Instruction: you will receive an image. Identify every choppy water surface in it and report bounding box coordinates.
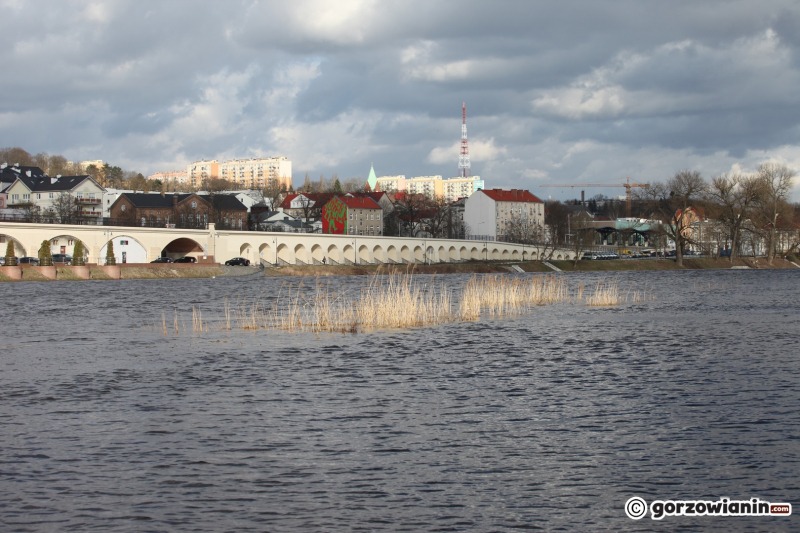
[1,270,798,531]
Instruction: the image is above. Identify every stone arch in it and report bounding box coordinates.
[107,234,147,263]
[311,244,324,264]
[437,245,449,262]
[259,242,273,264]
[294,243,310,264]
[529,249,539,260]
[490,247,501,260]
[342,244,355,264]
[511,249,521,261]
[400,245,413,263]
[372,244,386,264]
[152,236,203,262]
[449,246,459,262]
[501,249,511,260]
[386,245,400,263]
[414,245,424,263]
[239,243,254,262]
[46,233,89,261]
[555,253,564,260]
[471,247,483,261]
[277,243,293,265]
[0,234,28,258]
[427,246,437,263]
[327,244,342,264]
[358,244,371,264]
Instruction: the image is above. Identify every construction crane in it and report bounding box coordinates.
[539,177,649,217]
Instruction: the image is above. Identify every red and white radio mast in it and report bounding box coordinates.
[458,102,471,178]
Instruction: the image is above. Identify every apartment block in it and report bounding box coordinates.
[185,157,292,190]
[147,170,190,186]
[442,176,484,202]
[375,174,484,202]
[187,160,220,188]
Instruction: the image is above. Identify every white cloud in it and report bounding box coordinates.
[427,138,507,165]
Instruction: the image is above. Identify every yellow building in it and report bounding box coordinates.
[186,157,292,190]
[375,174,484,202]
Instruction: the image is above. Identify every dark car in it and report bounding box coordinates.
[225,257,250,266]
[174,256,197,263]
[151,256,173,263]
[18,256,39,265]
[51,253,72,265]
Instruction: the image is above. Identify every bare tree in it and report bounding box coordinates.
[262,180,287,211]
[638,170,707,266]
[570,211,595,265]
[706,172,761,262]
[753,162,795,264]
[0,147,34,166]
[52,193,79,224]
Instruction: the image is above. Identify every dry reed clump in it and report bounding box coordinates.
[160,272,650,336]
[459,274,568,319]
[217,272,455,334]
[585,281,620,306]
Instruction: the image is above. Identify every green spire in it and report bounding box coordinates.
[366,164,377,191]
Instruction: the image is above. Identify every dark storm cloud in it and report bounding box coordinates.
[1,0,799,198]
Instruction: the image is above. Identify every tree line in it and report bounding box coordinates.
[544,163,798,266]
[1,147,146,189]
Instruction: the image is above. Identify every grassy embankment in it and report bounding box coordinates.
[1,255,796,281]
[544,256,798,272]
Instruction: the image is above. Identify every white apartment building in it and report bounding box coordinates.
[407,176,443,198]
[375,174,485,202]
[219,157,292,190]
[185,157,292,190]
[147,170,190,186]
[187,160,220,187]
[374,175,407,193]
[443,176,484,202]
[464,188,545,241]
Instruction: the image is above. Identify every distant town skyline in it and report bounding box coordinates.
[2,1,800,201]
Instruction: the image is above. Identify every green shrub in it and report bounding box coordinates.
[4,240,16,266]
[73,240,85,266]
[105,240,116,265]
[38,240,53,266]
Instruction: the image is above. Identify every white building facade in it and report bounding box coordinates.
[464,189,545,241]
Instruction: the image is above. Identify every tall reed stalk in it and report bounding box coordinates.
[159,271,647,336]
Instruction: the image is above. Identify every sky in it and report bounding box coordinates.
[2,0,800,201]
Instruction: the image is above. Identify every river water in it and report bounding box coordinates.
[1,269,798,531]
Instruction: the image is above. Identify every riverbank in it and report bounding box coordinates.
[0,257,796,281]
[262,256,798,276]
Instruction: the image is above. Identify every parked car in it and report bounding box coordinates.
[51,254,72,265]
[19,256,39,265]
[151,256,173,263]
[173,256,197,263]
[225,257,250,266]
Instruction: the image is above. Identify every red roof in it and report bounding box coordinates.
[338,195,381,209]
[480,189,543,203]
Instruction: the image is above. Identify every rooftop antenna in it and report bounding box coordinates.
[458,102,471,178]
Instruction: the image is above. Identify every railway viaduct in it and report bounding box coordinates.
[0,222,577,266]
